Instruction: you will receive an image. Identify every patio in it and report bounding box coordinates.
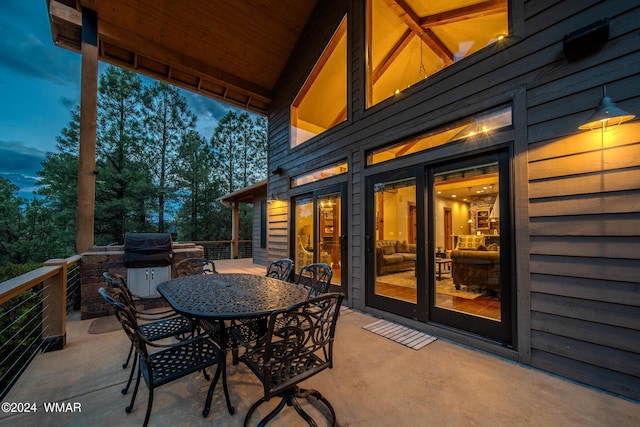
[2,259,639,426]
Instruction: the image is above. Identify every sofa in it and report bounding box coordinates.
[450,235,500,292]
[376,240,417,276]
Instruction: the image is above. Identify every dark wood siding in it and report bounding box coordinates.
[267,0,640,400]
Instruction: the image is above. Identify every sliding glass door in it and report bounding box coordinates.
[366,151,513,344]
[366,168,427,321]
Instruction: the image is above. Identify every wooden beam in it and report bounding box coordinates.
[372,29,413,83]
[420,0,508,28]
[382,0,454,65]
[49,0,82,26]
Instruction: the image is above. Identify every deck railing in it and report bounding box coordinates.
[192,240,253,260]
[0,255,81,399]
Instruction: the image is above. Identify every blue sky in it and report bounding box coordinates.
[0,1,239,199]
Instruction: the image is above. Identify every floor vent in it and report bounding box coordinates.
[362,319,437,350]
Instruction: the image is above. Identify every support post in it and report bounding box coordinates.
[42,259,68,351]
[76,8,98,254]
[232,202,240,259]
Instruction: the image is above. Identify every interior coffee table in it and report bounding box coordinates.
[435,258,452,281]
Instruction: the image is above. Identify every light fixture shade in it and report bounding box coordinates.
[579,86,635,130]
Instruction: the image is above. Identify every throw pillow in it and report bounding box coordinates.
[383,246,395,255]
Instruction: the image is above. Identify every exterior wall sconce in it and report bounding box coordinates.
[578,86,635,131]
[267,192,279,203]
[272,166,284,176]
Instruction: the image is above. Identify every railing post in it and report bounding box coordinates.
[42,259,67,351]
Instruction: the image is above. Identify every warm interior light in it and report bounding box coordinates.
[578,86,635,131]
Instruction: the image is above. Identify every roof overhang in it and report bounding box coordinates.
[46,0,318,115]
[218,180,268,208]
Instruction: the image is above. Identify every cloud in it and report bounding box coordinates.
[0,141,47,198]
[0,2,80,86]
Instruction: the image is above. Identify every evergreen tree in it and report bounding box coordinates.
[142,82,197,233]
[35,107,80,256]
[95,66,151,244]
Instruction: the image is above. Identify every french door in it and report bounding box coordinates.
[366,151,513,344]
[291,184,347,294]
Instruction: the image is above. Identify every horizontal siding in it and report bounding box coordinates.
[525,1,640,402]
[531,348,640,400]
[530,236,640,259]
[531,274,640,306]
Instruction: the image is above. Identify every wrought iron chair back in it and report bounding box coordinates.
[172,257,217,277]
[98,287,233,427]
[239,292,344,426]
[102,271,196,394]
[294,263,333,298]
[265,258,294,281]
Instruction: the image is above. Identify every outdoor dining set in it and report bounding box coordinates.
[100,258,344,427]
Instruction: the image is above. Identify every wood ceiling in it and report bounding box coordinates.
[46,0,506,116]
[47,0,318,115]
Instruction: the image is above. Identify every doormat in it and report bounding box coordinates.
[362,319,437,350]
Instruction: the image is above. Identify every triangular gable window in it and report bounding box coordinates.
[291,16,347,148]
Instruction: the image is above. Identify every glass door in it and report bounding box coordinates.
[429,151,512,343]
[366,169,427,320]
[292,184,347,293]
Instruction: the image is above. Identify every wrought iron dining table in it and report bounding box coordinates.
[156,273,310,321]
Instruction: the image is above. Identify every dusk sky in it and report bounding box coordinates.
[1,1,241,200]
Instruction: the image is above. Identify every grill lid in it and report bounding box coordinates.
[123,233,173,267]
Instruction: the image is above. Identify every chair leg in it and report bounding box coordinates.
[256,397,288,427]
[143,386,154,427]
[122,356,137,394]
[244,397,268,427]
[123,343,134,368]
[290,397,318,427]
[126,365,141,414]
[298,388,337,426]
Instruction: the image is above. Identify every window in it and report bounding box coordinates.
[291,161,348,187]
[367,0,509,107]
[367,106,511,165]
[291,16,347,147]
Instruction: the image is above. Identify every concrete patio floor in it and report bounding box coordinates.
[2,260,639,426]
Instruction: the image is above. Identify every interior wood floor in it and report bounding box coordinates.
[375,280,501,320]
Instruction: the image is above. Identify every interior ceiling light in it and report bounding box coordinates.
[578,86,635,131]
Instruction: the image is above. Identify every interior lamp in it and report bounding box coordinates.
[578,86,635,131]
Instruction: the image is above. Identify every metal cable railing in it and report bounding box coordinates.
[194,240,253,260]
[0,286,46,400]
[0,257,81,400]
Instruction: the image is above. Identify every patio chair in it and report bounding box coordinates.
[236,292,344,426]
[265,258,294,282]
[98,287,234,427]
[102,272,197,394]
[172,257,217,277]
[295,263,333,298]
[228,258,299,364]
